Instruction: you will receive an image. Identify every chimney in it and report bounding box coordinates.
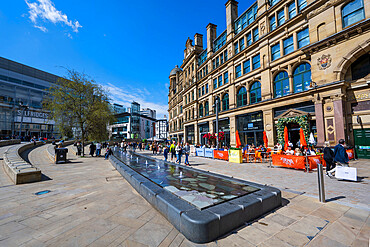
[194,33,203,48]
[226,0,238,37]
[206,23,217,55]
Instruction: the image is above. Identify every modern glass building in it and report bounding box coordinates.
[0,56,59,139]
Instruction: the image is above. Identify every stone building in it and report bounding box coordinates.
[168,0,370,158]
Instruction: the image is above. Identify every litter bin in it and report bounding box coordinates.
[55,148,68,164]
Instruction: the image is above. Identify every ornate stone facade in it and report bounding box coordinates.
[168,0,370,158]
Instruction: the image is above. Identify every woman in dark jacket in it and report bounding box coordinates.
[323,142,335,176]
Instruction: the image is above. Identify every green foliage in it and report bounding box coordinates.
[276,115,309,145]
[43,69,114,154]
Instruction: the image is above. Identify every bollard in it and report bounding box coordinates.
[317,163,326,203]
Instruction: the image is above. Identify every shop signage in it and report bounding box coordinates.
[348,91,370,101]
[196,148,205,157]
[17,110,49,119]
[204,148,214,158]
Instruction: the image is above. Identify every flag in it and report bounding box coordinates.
[263,131,268,147]
[236,130,241,148]
[300,128,307,147]
[284,126,289,150]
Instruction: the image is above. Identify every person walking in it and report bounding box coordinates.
[89,142,96,157]
[96,142,102,157]
[184,143,190,166]
[105,147,113,160]
[323,142,335,177]
[170,141,176,162]
[175,143,182,165]
[163,145,169,161]
[334,139,349,166]
[76,142,82,156]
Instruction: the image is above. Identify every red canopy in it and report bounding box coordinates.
[284,126,289,150]
[263,131,268,147]
[300,128,307,147]
[236,130,241,148]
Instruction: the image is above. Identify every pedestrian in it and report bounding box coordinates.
[170,141,176,162]
[175,143,182,164]
[184,142,190,166]
[105,147,113,160]
[163,145,169,161]
[334,139,349,166]
[152,142,157,155]
[120,141,124,152]
[89,142,96,157]
[323,142,335,177]
[96,142,102,157]
[133,142,137,152]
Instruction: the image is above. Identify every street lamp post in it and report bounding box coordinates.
[213,98,219,149]
[18,102,29,138]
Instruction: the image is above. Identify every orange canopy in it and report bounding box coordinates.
[300,128,307,147]
[284,126,289,150]
[236,130,241,148]
[263,131,268,147]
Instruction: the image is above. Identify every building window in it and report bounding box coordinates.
[243,59,251,74]
[224,72,229,84]
[239,38,245,51]
[218,75,223,87]
[202,86,205,95]
[283,36,294,55]
[271,43,281,61]
[277,9,285,26]
[234,42,239,54]
[288,2,296,19]
[199,104,203,118]
[224,50,228,61]
[222,93,229,111]
[270,0,280,6]
[213,31,227,52]
[253,27,259,41]
[298,0,307,12]
[192,91,194,101]
[250,81,262,104]
[198,88,201,97]
[206,84,209,94]
[185,95,187,105]
[274,71,290,98]
[297,28,309,48]
[206,65,208,74]
[212,60,216,69]
[237,87,247,107]
[180,105,183,113]
[220,54,224,64]
[293,63,311,92]
[342,0,365,28]
[252,54,260,70]
[205,101,209,116]
[235,4,258,34]
[213,78,217,89]
[216,57,220,67]
[247,33,252,46]
[270,15,276,31]
[235,64,242,78]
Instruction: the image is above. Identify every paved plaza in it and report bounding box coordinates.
[0,144,368,246]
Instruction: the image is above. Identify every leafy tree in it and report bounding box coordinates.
[43,70,114,156]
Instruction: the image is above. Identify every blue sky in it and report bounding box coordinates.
[0,0,254,118]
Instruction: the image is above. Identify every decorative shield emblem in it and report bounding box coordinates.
[317,54,332,70]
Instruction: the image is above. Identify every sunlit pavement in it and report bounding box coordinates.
[0,145,368,246]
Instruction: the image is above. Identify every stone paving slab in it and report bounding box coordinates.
[0,145,368,246]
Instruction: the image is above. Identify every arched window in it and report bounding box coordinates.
[222,93,229,111]
[214,97,221,113]
[342,0,365,28]
[237,87,247,107]
[274,71,290,98]
[250,81,261,104]
[351,54,370,80]
[199,104,203,118]
[293,63,311,93]
[205,101,209,116]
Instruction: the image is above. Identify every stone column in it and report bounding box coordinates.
[289,74,294,94]
[263,109,274,147]
[314,97,325,146]
[194,124,199,145]
[333,96,346,142]
[230,115,237,147]
[247,89,250,105]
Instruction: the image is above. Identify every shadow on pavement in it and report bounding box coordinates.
[326,196,346,202]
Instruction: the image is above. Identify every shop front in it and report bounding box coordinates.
[185,125,195,144]
[212,118,230,147]
[198,122,209,146]
[237,111,264,147]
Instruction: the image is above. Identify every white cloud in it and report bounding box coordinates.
[25,0,82,33]
[102,83,168,119]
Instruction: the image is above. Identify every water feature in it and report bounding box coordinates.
[114,150,259,209]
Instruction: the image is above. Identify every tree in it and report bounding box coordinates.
[43,70,114,156]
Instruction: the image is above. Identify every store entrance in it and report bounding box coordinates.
[287,123,300,148]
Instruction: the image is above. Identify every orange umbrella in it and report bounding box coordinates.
[236,130,241,148]
[284,126,289,150]
[263,131,268,147]
[300,128,307,147]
